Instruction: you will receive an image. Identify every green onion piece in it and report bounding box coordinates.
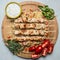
[38,5,55,20]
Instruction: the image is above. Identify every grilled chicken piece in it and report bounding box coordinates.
[14,36,45,41]
[13,23,48,29]
[13,30,48,36]
[14,17,48,23]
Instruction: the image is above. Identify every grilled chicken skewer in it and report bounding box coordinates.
[13,36,45,41]
[14,17,48,23]
[13,29,48,36]
[13,23,48,30]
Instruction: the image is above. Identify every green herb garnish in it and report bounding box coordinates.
[38,5,55,20]
[7,40,24,54]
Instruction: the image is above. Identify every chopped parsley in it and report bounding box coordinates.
[6,40,24,54]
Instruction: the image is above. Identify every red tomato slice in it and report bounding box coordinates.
[42,48,48,56]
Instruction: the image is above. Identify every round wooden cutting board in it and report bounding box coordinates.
[2,1,58,58]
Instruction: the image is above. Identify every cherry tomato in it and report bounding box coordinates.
[32,54,39,59]
[42,39,50,48]
[48,43,54,54]
[29,46,36,52]
[42,48,48,56]
[35,45,42,54]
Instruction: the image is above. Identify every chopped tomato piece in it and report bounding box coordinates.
[32,54,39,59]
[42,39,50,48]
[35,45,42,54]
[42,48,48,56]
[48,43,54,54]
[29,46,36,52]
